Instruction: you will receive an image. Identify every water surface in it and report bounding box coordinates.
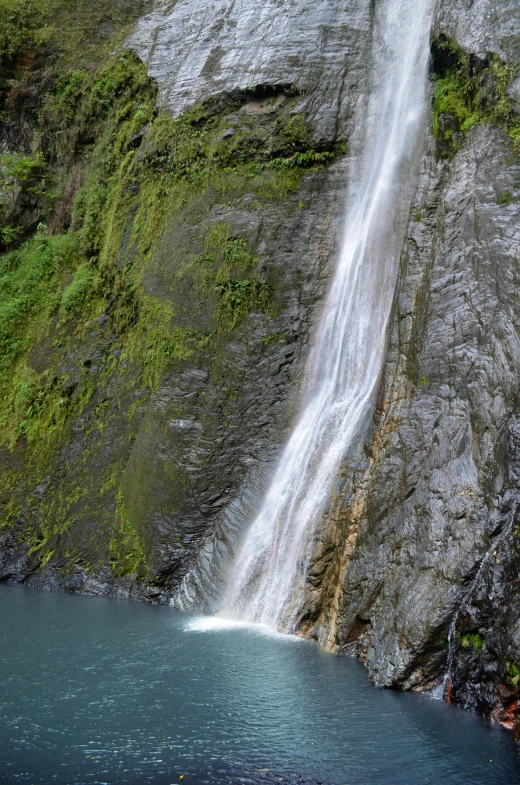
[0,586,518,784]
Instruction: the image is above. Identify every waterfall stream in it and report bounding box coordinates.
[219,0,435,631]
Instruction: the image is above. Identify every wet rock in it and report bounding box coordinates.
[128,0,374,140]
[328,119,520,688]
[434,0,520,62]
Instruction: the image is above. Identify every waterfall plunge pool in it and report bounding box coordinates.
[1,585,518,785]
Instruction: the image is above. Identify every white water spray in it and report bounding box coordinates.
[220,0,435,630]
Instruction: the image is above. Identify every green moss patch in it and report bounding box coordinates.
[460,632,485,652]
[431,36,520,158]
[0,232,91,446]
[0,0,44,67]
[109,491,148,578]
[506,660,520,688]
[1,0,147,69]
[0,13,344,583]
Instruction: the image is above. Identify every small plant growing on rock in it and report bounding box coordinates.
[460,632,485,652]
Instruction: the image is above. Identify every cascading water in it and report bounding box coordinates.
[220,0,435,631]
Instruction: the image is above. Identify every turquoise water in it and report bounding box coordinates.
[0,585,518,784]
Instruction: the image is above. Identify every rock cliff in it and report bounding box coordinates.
[0,0,519,742]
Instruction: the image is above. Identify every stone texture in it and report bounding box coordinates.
[333,122,520,681]
[119,163,349,608]
[434,0,520,61]
[128,0,374,140]
[125,0,520,738]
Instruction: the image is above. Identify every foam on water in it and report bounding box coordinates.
[185,615,301,641]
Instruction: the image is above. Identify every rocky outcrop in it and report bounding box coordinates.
[331,122,520,680]
[0,1,361,602]
[128,0,372,140]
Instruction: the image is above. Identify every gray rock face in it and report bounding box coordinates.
[128,0,373,140]
[317,0,520,733]
[125,0,520,734]
[434,0,520,61]
[334,123,520,692]
[114,0,380,607]
[120,162,349,609]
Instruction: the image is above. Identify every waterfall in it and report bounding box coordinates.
[219,0,435,631]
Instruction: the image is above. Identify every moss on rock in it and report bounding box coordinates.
[431,35,520,158]
[0,9,344,587]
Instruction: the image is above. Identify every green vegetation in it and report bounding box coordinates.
[0,4,344,582]
[506,660,520,688]
[190,226,271,330]
[262,331,285,346]
[0,232,86,444]
[216,279,270,328]
[431,36,520,158]
[0,152,52,248]
[59,262,96,318]
[460,632,485,652]
[0,0,43,65]
[125,296,211,390]
[109,492,148,577]
[497,190,513,205]
[0,151,48,199]
[0,0,146,68]
[41,0,149,68]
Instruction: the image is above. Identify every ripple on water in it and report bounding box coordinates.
[0,585,518,785]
